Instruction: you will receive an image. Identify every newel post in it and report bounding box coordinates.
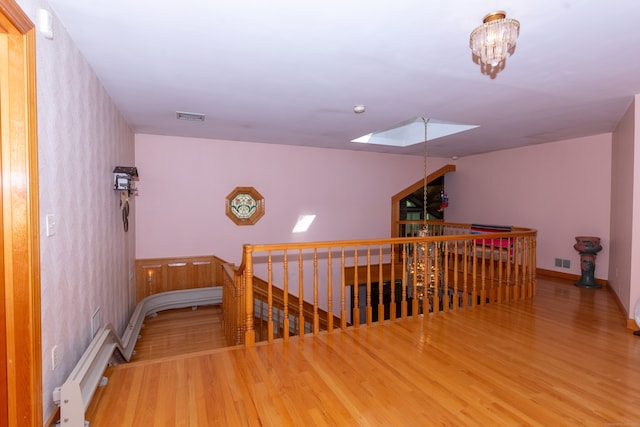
[244,246,256,346]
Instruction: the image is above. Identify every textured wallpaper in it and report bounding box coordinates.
[16,0,136,421]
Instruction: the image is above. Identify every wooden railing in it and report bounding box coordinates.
[135,221,536,347]
[222,262,245,346]
[232,221,537,346]
[135,254,338,347]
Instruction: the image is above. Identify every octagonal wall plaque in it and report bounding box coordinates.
[225,186,265,225]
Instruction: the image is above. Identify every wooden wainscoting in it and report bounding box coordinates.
[135,256,227,303]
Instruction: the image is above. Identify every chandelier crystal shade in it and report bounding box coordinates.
[470,11,520,68]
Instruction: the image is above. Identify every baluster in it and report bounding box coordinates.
[489,239,496,302]
[507,237,512,300]
[390,244,397,322]
[366,246,372,325]
[520,236,526,299]
[443,241,451,312]
[411,241,419,317]
[244,247,255,346]
[444,241,451,309]
[327,249,333,332]
[469,238,476,308]
[298,249,304,337]
[283,251,289,341]
[313,248,319,334]
[378,246,384,323]
[340,247,347,330]
[531,237,537,297]
[479,239,486,306]
[267,251,274,342]
[513,237,523,300]
[498,244,504,304]
[353,247,360,327]
[401,242,408,319]
[434,241,443,312]
[461,238,467,308]
[423,241,430,314]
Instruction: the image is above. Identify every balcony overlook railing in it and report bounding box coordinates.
[225,221,537,347]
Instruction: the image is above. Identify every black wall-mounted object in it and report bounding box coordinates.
[113,166,139,195]
[113,166,139,232]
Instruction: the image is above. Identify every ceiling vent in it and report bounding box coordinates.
[176,111,205,121]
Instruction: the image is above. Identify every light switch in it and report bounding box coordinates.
[38,9,54,40]
[46,214,56,237]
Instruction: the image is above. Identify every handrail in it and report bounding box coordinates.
[233,221,537,346]
[53,287,222,427]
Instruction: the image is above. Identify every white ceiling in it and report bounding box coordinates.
[47,0,640,158]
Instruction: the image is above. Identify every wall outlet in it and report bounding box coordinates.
[562,259,571,269]
[554,258,562,267]
[51,345,59,370]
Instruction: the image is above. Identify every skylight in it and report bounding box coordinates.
[352,117,478,147]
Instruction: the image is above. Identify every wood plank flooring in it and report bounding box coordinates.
[86,277,640,426]
[129,305,228,362]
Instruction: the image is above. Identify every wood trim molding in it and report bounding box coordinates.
[390,164,456,237]
[536,268,608,287]
[0,0,33,33]
[0,1,42,425]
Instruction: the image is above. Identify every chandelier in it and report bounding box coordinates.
[414,118,431,303]
[469,11,520,71]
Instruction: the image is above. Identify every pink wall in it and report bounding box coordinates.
[610,99,635,315]
[633,96,640,319]
[135,134,447,265]
[445,134,612,280]
[136,130,640,323]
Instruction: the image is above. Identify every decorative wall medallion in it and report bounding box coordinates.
[225,186,265,225]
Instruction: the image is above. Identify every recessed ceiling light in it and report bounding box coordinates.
[176,111,205,121]
[352,117,478,147]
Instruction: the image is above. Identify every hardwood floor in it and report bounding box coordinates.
[86,277,640,426]
[129,305,228,362]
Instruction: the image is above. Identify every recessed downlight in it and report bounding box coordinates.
[176,111,205,121]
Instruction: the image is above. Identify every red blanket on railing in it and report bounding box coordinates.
[470,224,512,252]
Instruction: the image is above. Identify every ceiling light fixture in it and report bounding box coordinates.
[469,11,520,72]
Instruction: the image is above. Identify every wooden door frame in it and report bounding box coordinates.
[390,164,456,237]
[0,1,42,425]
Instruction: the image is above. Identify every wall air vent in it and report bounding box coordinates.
[176,111,205,121]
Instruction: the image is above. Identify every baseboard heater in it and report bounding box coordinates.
[53,286,223,427]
